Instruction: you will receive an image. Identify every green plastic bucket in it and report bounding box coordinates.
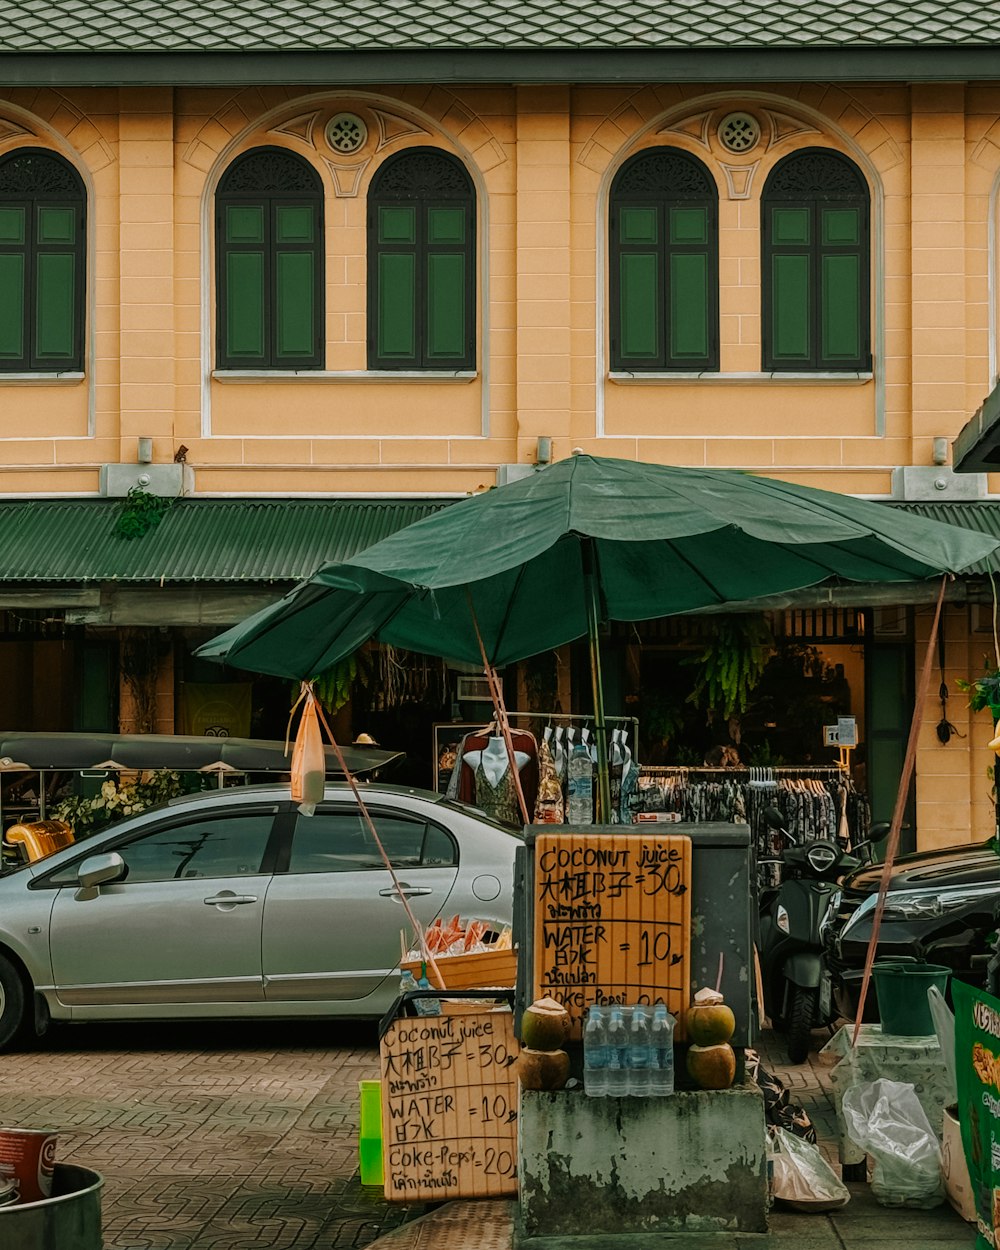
[358,1080,384,1187]
[871,961,951,1036]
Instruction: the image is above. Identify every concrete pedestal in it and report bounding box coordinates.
[517,1081,767,1245]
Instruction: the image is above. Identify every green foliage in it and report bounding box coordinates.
[51,769,196,836]
[301,650,373,715]
[683,617,774,720]
[642,689,686,744]
[745,738,786,767]
[956,665,1000,722]
[113,487,173,540]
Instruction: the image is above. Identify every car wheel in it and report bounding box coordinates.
[0,955,28,1051]
[786,986,816,1064]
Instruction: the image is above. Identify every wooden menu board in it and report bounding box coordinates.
[533,831,692,1039]
[380,1009,518,1201]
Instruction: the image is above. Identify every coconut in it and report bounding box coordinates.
[686,987,736,1046]
[515,1047,571,1091]
[686,1042,736,1090]
[520,996,571,1051]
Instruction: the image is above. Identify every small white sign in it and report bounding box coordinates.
[824,725,840,746]
[837,716,857,747]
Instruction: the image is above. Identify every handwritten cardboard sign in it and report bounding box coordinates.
[533,831,692,1039]
[380,1009,518,1201]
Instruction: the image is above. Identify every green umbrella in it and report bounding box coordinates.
[198,455,1000,819]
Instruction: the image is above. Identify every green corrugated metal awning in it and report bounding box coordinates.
[890,500,1000,574]
[0,498,449,584]
[2,495,999,588]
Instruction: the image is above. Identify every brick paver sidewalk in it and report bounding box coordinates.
[0,1018,421,1249]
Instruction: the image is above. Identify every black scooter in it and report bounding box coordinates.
[757,806,888,1063]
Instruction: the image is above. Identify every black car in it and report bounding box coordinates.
[824,839,1000,1017]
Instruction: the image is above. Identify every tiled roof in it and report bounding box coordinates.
[2,0,998,53]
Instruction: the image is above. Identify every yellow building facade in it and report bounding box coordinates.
[4,64,1000,847]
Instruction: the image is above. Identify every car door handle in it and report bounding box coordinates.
[204,892,258,907]
[379,884,433,899]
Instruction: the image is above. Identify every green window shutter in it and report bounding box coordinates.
[763,151,869,372]
[379,206,416,244]
[0,154,85,373]
[426,253,465,360]
[369,150,475,370]
[0,207,25,243]
[216,150,324,370]
[226,206,264,243]
[35,252,75,361]
[428,206,464,244]
[821,254,861,362]
[670,253,709,362]
[772,207,810,245]
[618,253,659,362]
[378,253,416,361]
[669,207,707,245]
[276,205,314,244]
[822,208,859,246]
[620,206,657,244]
[771,254,811,362]
[36,206,75,244]
[275,251,315,359]
[225,252,265,360]
[0,254,25,359]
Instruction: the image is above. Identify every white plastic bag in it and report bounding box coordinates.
[767,1127,850,1211]
[841,1078,943,1208]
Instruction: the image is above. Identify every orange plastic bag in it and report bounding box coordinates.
[291,690,325,816]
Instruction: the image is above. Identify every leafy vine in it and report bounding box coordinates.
[113,486,173,540]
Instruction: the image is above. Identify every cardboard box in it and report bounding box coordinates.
[942,1104,976,1223]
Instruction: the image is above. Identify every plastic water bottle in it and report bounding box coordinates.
[628,1007,651,1097]
[583,1005,609,1097]
[650,1005,676,1096]
[606,1007,629,1096]
[414,962,441,1016]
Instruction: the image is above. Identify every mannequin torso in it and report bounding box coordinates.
[463,735,529,787]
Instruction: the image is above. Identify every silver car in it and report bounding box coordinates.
[0,783,520,1048]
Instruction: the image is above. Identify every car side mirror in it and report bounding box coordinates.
[869,822,892,844]
[75,852,126,900]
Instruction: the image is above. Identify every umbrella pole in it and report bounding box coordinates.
[583,542,612,824]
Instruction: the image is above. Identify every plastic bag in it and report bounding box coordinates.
[841,1078,943,1208]
[290,690,325,816]
[767,1126,850,1211]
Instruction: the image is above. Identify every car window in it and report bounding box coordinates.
[288,809,457,874]
[45,813,275,886]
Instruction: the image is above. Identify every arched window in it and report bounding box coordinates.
[609,149,718,372]
[0,149,85,373]
[216,147,324,370]
[368,148,475,370]
[761,149,870,372]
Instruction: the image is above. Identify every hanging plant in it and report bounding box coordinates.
[957,657,1000,847]
[113,486,173,540]
[295,650,373,716]
[956,666,1000,722]
[683,616,774,721]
